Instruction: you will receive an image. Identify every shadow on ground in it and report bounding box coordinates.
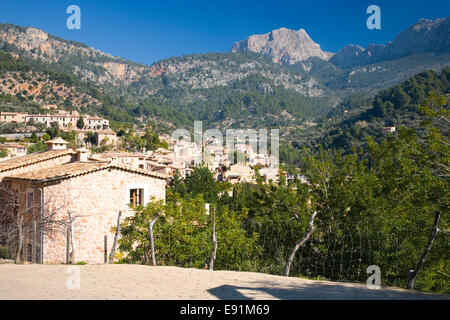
[207,280,450,300]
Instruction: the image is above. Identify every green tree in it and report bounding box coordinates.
[183,166,219,203]
[27,141,48,154]
[76,116,85,130]
[30,132,38,143]
[119,196,259,270]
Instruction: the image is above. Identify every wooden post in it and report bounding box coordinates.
[148,212,161,266]
[66,228,70,264]
[109,211,122,264]
[32,221,37,263]
[104,235,108,264]
[23,234,27,262]
[284,211,317,277]
[209,207,217,271]
[68,211,75,264]
[14,211,23,264]
[406,211,441,289]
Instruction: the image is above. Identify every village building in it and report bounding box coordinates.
[0,110,110,131]
[0,138,168,264]
[94,130,119,146]
[381,126,396,134]
[0,112,28,123]
[223,163,254,184]
[95,151,147,169]
[25,113,110,131]
[286,174,309,184]
[0,143,27,160]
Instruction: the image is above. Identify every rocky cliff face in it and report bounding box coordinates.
[330,17,450,69]
[232,28,332,64]
[144,53,327,97]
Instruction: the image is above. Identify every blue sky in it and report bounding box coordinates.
[0,0,449,65]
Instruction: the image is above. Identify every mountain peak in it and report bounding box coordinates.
[231,27,332,64]
[330,16,450,69]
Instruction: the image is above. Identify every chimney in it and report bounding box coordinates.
[76,147,91,162]
[45,137,69,151]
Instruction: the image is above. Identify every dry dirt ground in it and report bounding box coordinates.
[0,264,448,300]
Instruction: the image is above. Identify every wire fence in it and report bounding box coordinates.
[253,217,449,290]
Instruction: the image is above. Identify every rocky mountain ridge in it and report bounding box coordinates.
[0,24,149,86]
[0,17,449,131]
[231,27,332,64]
[330,17,450,69]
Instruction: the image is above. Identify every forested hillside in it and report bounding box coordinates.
[280,67,450,165]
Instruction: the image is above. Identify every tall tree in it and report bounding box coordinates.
[76,116,85,130]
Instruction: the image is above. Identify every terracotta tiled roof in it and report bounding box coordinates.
[0,149,76,173]
[98,152,146,158]
[4,161,169,182]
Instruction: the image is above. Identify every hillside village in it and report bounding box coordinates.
[0,103,285,265]
[0,106,285,184]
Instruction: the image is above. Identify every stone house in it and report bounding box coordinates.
[224,163,254,183]
[25,113,110,130]
[0,112,28,123]
[0,139,168,264]
[0,143,27,160]
[96,152,147,169]
[94,130,118,146]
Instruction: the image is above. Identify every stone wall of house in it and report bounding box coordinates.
[4,180,41,262]
[41,169,166,264]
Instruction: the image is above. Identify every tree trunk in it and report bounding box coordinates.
[284,211,317,277]
[209,207,218,270]
[14,215,24,264]
[109,211,122,264]
[406,211,441,290]
[148,213,160,266]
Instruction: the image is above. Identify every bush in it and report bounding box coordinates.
[0,246,11,259]
[0,148,7,158]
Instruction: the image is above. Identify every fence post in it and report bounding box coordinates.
[66,228,70,264]
[22,233,26,262]
[32,221,37,263]
[104,235,108,264]
[109,211,122,264]
[209,207,217,271]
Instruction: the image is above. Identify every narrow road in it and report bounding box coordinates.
[0,264,448,300]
